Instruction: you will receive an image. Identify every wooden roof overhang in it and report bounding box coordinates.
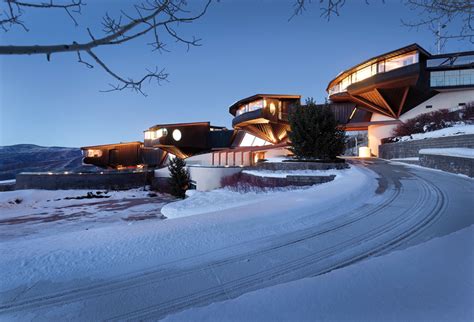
[329,64,425,118]
[146,122,214,132]
[81,141,142,150]
[229,94,301,116]
[339,120,402,131]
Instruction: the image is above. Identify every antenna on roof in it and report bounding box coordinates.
[436,23,447,54]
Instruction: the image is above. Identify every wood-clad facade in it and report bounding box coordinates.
[229,94,301,144]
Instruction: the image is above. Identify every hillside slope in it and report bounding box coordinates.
[0,144,96,180]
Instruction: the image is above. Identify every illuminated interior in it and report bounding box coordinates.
[86,149,103,158]
[239,133,272,147]
[144,128,168,140]
[235,99,264,116]
[328,51,419,95]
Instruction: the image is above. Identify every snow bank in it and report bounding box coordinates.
[165,225,474,322]
[161,166,356,219]
[419,148,474,159]
[398,123,474,142]
[0,166,377,292]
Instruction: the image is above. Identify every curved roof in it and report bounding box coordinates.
[228,94,301,115]
[326,43,431,92]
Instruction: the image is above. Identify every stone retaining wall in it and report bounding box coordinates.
[15,171,152,190]
[255,161,348,171]
[419,154,474,177]
[239,173,336,187]
[379,134,474,159]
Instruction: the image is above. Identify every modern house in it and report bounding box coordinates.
[326,43,474,155]
[81,43,473,167]
[230,94,301,144]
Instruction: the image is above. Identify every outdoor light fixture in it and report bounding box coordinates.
[172,129,182,141]
[359,147,371,158]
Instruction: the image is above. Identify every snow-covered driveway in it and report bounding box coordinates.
[0,160,473,320]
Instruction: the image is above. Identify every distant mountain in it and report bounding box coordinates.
[0,144,99,180]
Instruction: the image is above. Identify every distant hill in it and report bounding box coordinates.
[0,144,99,180]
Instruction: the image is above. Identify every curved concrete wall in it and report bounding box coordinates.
[188,166,242,191]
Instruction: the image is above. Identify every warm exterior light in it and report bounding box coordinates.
[253,153,259,164]
[172,129,182,141]
[269,102,276,115]
[349,108,357,120]
[359,147,371,158]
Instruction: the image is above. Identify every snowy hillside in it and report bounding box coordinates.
[0,144,97,180]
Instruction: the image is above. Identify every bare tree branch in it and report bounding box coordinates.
[0,0,212,95]
[291,0,471,49]
[0,0,85,30]
[402,0,474,48]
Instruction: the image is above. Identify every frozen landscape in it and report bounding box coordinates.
[0,159,472,320]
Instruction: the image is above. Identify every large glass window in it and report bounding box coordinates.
[385,52,418,72]
[86,149,102,158]
[427,54,474,67]
[239,133,271,147]
[430,69,474,87]
[236,99,264,116]
[328,51,419,95]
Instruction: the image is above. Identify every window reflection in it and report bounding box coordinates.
[430,69,474,87]
[236,99,264,116]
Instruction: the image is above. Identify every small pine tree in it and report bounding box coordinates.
[288,98,346,160]
[168,157,190,198]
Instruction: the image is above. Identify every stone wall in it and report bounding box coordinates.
[255,161,348,171]
[239,173,336,187]
[15,171,152,190]
[379,134,474,159]
[419,154,474,177]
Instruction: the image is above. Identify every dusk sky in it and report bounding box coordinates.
[1,0,472,147]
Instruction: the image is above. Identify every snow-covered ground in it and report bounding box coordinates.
[1,160,472,320]
[161,166,356,219]
[0,165,375,294]
[0,189,172,240]
[398,123,474,142]
[420,147,474,159]
[165,224,474,322]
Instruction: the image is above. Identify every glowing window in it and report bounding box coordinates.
[172,129,182,141]
[86,149,102,157]
[269,102,276,115]
[385,52,418,72]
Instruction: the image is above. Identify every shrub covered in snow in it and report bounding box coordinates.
[386,103,474,143]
